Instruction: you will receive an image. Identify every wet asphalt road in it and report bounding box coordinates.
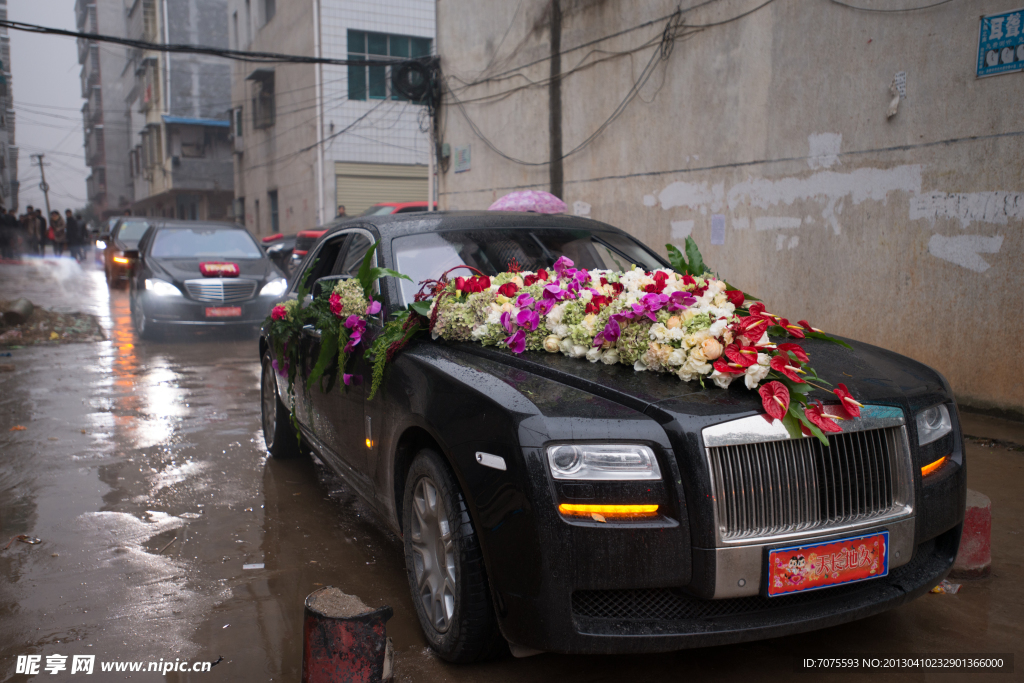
[1,257,1022,682]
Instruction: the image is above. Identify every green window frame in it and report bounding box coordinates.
[347,29,432,102]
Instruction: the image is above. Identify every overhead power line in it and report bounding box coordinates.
[0,18,405,67]
[829,0,957,12]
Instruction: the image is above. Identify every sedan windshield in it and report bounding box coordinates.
[116,220,151,243]
[360,205,397,216]
[150,228,264,259]
[393,228,664,305]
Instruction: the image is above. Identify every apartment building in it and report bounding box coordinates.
[76,0,132,217]
[0,0,18,211]
[123,0,233,220]
[226,0,433,236]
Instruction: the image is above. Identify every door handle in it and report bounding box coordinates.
[301,324,321,339]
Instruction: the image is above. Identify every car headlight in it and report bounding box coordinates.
[145,278,182,297]
[96,239,107,250]
[915,404,952,445]
[260,278,288,297]
[546,444,661,481]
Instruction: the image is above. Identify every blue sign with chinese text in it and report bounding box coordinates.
[978,8,1024,77]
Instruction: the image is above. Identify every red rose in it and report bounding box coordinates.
[271,305,287,321]
[498,282,519,297]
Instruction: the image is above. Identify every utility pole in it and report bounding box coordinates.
[31,154,51,217]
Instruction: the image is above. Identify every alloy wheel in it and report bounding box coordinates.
[410,476,456,633]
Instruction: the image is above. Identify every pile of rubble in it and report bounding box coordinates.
[0,298,105,346]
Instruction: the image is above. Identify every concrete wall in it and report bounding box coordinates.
[437,0,1024,417]
[227,0,318,235]
[167,0,232,120]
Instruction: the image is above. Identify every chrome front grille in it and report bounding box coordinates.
[702,406,914,544]
[183,279,258,302]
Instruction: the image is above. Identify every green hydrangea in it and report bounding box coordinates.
[332,278,369,317]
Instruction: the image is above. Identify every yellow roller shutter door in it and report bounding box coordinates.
[335,162,428,216]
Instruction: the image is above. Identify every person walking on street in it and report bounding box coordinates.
[65,209,83,262]
[50,210,67,257]
[336,205,347,219]
[36,209,49,255]
[21,206,40,255]
[0,208,12,260]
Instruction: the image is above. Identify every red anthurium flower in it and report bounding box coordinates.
[739,318,769,343]
[776,342,809,363]
[713,359,746,375]
[725,343,758,368]
[798,319,823,333]
[833,383,863,419]
[769,352,806,383]
[805,401,843,433]
[778,318,806,339]
[498,282,519,297]
[759,381,790,421]
[725,290,745,307]
[747,302,767,320]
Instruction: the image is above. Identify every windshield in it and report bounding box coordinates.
[360,205,397,216]
[116,220,151,243]
[393,228,664,305]
[150,228,264,259]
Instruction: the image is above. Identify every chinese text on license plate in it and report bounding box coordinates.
[767,531,888,597]
[205,306,242,318]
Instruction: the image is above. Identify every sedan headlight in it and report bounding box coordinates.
[95,239,107,250]
[145,278,182,297]
[260,277,288,297]
[546,444,661,481]
[915,404,952,445]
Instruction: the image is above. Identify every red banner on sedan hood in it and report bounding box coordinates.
[199,262,240,278]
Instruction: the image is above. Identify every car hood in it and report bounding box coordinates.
[451,336,948,424]
[149,258,277,284]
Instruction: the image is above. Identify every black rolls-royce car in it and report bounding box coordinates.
[126,220,288,339]
[259,212,965,661]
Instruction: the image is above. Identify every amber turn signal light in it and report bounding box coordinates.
[558,503,659,517]
[921,455,950,477]
[112,256,130,264]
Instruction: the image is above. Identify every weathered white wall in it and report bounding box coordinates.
[437,0,1024,416]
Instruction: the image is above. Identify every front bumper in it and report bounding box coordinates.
[144,293,275,326]
[471,421,966,655]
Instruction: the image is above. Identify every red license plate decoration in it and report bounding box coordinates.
[199,262,240,277]
[205,306,242,318]
[767,531,888,597]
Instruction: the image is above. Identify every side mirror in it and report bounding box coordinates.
[312,275,349,299]
[122,249,140,261]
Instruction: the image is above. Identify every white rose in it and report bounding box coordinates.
[744,361,770,390]
[471,324,490,341]
[667,347,687,366]
[546,303,566,326]
[572,344,588,358]
[559,338,575,355]
[689,346,709,363]
[710,370,735,389]
[543,335,561,353]
[634,360,648,372]
[600,349,619,365]
[649,323,668,342]
[553,324,570,338]
[586,347,602,362]
[580,289,593,302]
[708,318,729,337]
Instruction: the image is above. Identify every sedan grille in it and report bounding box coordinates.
[183,279,258,302]
[703,407,913,543]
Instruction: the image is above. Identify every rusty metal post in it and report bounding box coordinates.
[302,587,393,683]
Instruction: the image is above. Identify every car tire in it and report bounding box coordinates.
[402,448,505,663]
[131,293,161,341]
[261,352,300,459]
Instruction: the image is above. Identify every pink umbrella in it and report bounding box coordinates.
[488,190,566,214]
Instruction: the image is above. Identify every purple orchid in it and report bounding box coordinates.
[343,373,363,386]
[500,310,513,333]
[365,298,381,315]
[504,329,526,353]
[552,255,574,279]
[271,358,289,377]
[516,293,535,309]
[516,309,540,331]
